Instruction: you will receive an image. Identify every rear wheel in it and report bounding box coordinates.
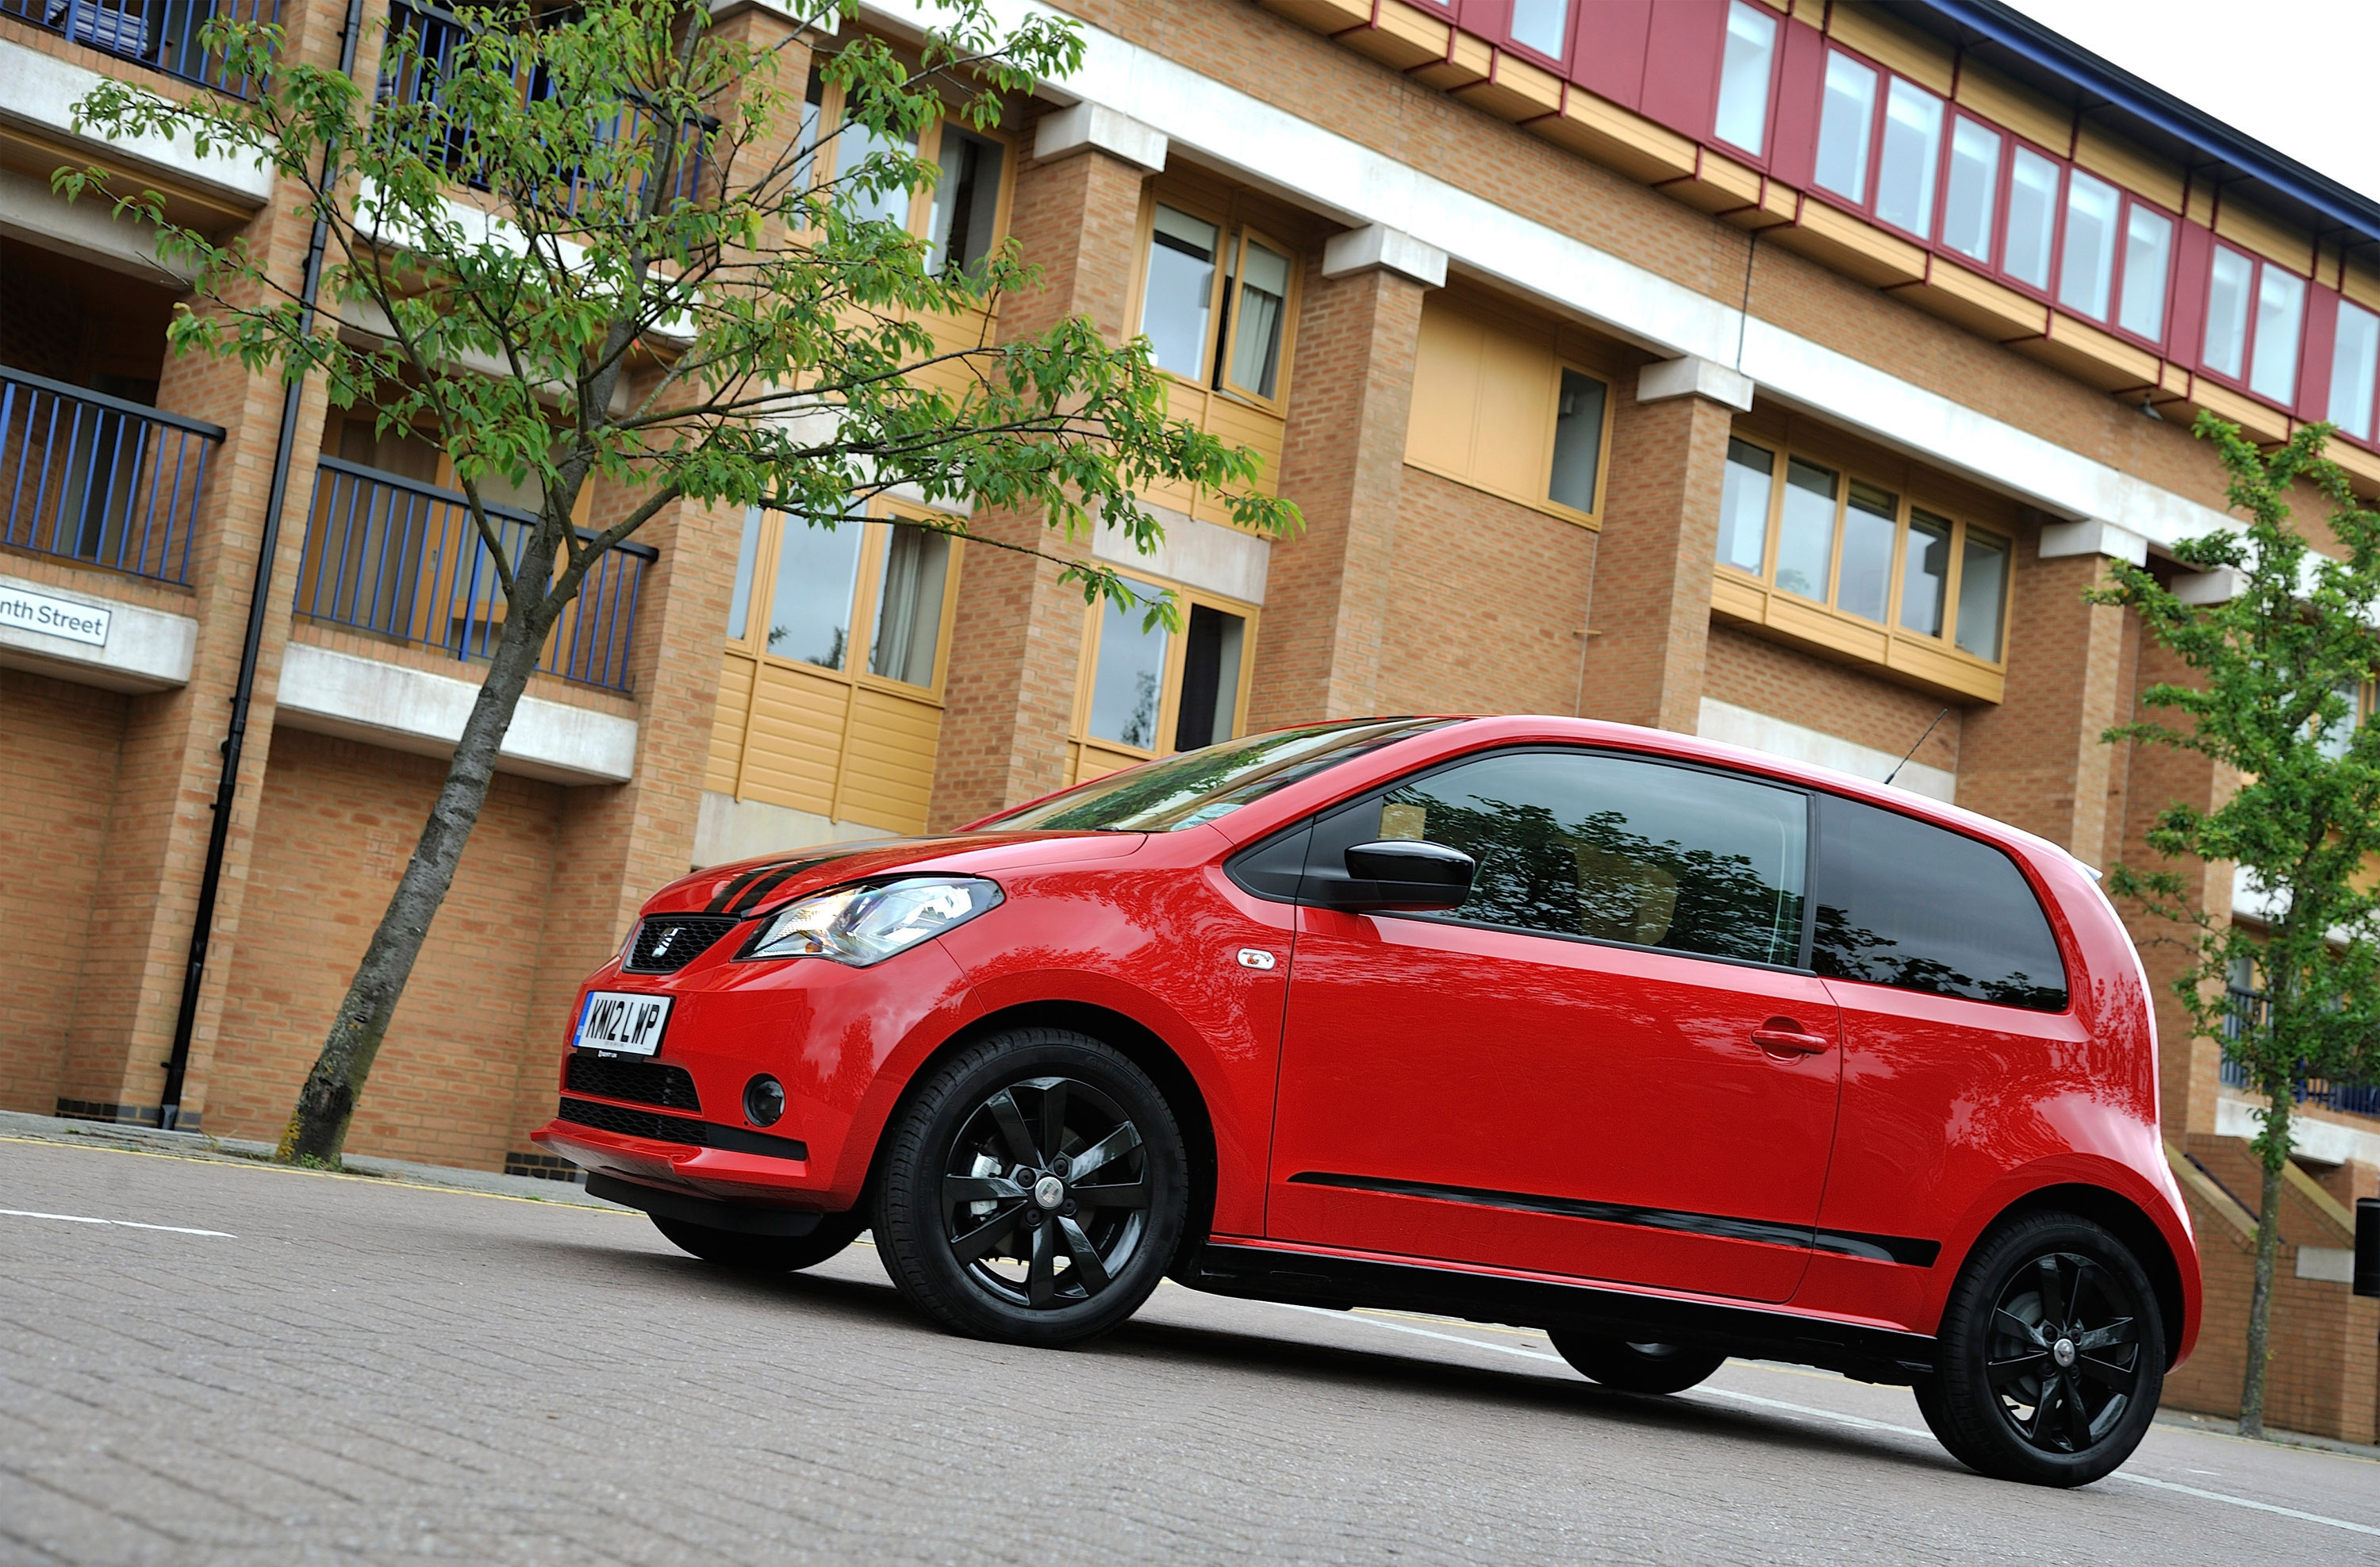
[1926,1213,2164,1486]
[872,1027,1188,1347]
[1548,1331,1728,1395]
[651,1210,865,1273]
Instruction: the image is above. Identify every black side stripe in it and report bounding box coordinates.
[1286,1172,1940,1268]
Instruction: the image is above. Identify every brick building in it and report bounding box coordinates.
[2,0,2374,1434]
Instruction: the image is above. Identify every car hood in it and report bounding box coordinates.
[637,831,1149,919]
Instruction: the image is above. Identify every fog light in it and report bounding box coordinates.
[743,1075,785,1127]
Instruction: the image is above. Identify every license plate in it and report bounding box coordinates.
[574,991,672,1056]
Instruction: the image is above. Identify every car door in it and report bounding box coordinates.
[1265,747,1844,1304]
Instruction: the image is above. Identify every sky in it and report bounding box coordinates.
[2006,0,2380,204]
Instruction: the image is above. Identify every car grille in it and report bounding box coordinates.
[622,914,742,974]
[557,1097,710,1148]
[565,1055,701,1112]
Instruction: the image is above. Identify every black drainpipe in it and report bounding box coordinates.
[160,0,372,1130]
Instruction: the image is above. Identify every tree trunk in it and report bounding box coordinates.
[2236,1093,2292,1439]
[276,575,557,1166]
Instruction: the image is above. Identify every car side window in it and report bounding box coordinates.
[1347,749,1809,966]
[1809,794,2069,1010]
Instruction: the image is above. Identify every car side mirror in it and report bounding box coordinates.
[1333,839,1476,912]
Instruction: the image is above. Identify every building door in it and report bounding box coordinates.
[1265,747,1844,1304]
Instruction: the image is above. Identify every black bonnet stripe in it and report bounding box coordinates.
[704,864,777,913]
[724,858,826,915]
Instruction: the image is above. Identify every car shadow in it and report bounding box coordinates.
[515,1229,1964,1477]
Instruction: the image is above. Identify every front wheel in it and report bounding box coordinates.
[651,1209,866,1273]
[873,1027,1189,1347]
[1925,1213,2165,1487]
[1548,1331,1728,1395]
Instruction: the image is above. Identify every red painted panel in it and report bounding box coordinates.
[1768,10,1825,189]
[1637,0,1729,140]
[2300,284,2340,419]
[2167,221,2214,378]
[1572,0,1653,108]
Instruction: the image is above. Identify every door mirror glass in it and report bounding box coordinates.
[1337,839,1477,912]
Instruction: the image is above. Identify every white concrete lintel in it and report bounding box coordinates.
[0,37,274,208]
[273,643,638,785]
[0,572,195,693]
[1090,505,1269,605]
[1033,102,1167,173]
[2038,519,2149,567]
[1696,697,1956,804]
[2216,1093,2380,1169]
[0,167,190,284]
[2173,566,2244,605]
[1637,355,1756,413]
[695,791,892,867]
[1321,225,1448,289]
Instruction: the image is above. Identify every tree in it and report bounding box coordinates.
[2091,415,2380,1438]
[60,0,1297,1165]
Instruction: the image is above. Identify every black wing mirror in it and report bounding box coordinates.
[1333,839,1476,912]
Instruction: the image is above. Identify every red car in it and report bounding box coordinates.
[535,716,2198,1487]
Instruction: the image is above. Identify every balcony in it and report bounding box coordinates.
[298,456,652,693]
[1,0,278,95]
[2,366,221,586]
[379,0,711,209]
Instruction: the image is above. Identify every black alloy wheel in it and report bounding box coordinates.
[651,1209,866,1273]
[1921,1213,2165,1487]
[1547,1331,1728,1395]
[874,1027,1188,1346]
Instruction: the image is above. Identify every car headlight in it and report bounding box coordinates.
[741,876,1002,966]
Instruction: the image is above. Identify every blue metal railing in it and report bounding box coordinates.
[2217,985,2380,1119]
[2,0,279,97]
[299,455,653,692]
[378,0,711,210]
[2,366,221,585]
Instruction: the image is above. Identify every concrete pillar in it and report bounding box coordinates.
[1574,358,1749,732]
[929,111,1163,828]
[1244,226,1438,730]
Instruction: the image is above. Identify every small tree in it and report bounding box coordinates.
[61,0,1296,1165]
[2092,415,2380,1438]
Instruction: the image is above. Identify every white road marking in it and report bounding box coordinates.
[1254,1295,2380,1539]
[0,1208,235,1238]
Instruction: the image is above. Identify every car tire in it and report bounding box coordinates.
[873,1027,1188,1347]
[1547,1331,1728,1395]
[1926,1212,2166,1487]
[651,1211,866,1273]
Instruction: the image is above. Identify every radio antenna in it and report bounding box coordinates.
[1883,709,1951,788]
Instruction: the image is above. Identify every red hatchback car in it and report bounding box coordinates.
[535,716,2199,1487]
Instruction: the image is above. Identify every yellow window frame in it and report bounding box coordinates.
[1068,573,1261,784]
[1128,186,1306,417]
[727,499,966,699]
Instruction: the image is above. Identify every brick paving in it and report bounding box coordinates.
[5,1134,2376,1565]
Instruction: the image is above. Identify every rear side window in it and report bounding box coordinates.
[1365,749,1809,966]
[1810,795,2068,1010]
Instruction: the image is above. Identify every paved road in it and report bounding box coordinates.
[5,1135,2375,1564]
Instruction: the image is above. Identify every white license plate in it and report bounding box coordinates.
[574,991,672,1056]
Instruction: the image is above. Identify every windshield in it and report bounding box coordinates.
[985,719,1448,832]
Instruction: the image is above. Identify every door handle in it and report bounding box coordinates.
[1751,1020,1832,1057]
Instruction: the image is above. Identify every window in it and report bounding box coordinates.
[1138,202,1300,408]
[927,126,1005,274]
[834,111,916,232]
[1775,456,1838,601]
[1713,1,1778,157]
[1547,370,1607,513]
[2313,682,2363,762]
[2202,247,2254,378]
[2329,300,2380,441]
[1814,53,1877,202]
[1940,119,1999,264]
[2118,205,2173,341]
[2057,170,2120,320]
[1507,0,1568,60]
[1874,78,1941,237]
[2250,265,2306,404]
[1956,527,2010,661]
[1718,438,1772,573]
[1714,436,2012,669]
[1366,750,1808,966]
[1810,794,2067,1010]
[1078,577,1256,760]
[2003,147,2059,290]
[724,505,958,689]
